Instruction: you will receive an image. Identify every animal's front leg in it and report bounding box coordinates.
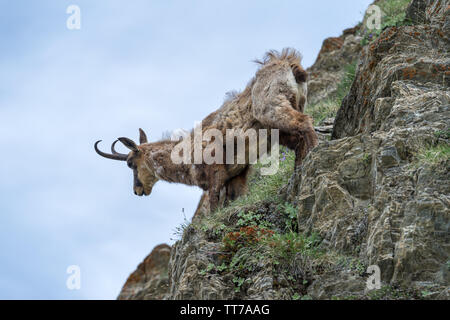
[208,187,221,213]
[294,136,310,166]
[225,166,250,204]
[206,166,229,213]
[254,95,318,159]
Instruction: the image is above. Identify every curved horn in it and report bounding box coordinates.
[94,140,127,161]
[111,140,128,157]
[118,137,139,152]
[139,128,148,144]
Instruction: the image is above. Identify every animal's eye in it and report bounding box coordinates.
[127,161,133,169]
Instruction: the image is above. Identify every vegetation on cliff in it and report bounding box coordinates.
[305,61,357,126]
[360,0,413,45]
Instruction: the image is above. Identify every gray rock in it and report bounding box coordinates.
[291,81,449,299]
[332,0,450,139]
[117,244,171,300]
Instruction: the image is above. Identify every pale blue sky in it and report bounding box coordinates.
[0,0,372,299]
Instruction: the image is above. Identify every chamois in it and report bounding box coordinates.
[95,48,318,212]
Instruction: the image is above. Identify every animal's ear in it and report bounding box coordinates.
[293,66,308,83]
[118,137,139,152]
[139,128,148,144]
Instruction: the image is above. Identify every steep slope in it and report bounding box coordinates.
[118,0,449,300]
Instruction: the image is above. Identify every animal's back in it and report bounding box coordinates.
[201,48,307,134]
[201,85,256,133]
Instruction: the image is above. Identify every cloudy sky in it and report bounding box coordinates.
[0,0,372,299]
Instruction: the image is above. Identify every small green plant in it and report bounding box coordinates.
[305,99,341,126]
[171,213,191,241]
[292,293,301,300]
[335,62,357,101]
[210,146,295,219]
[194,214,232,241]
[236,210,272,229]
[265,231,322,263]
[232,277,250,293]
[279,202,298,231]
[206,263,215,272]
[415,144,450,166]
[337,256,367,276]
[434,129,450,140]
[379,0,412,27]
[305,62,357,125]
[205,222,228,238]
[360,0,413,45]
[362,153,371,164]
[199,262,228,276]
[421,290,433,298]
[217,262,228,272]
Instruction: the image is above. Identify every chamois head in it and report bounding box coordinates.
[94,128,158,196]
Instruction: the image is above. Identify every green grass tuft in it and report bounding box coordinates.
[360,0,412,46]
[305,62,357,125]
[264,231,323,263]
[415,144,450,166]
[193,146,296,241]
[379,0,412,26]
[221,146,296,212]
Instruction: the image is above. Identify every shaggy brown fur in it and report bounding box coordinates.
[95,48,318,212]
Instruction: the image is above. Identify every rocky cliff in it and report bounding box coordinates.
[118,0,449,300]
[117,244,171,300]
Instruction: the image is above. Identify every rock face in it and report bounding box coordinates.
[291,80,449,297]
[332,0,449,139]
[294,0,449,298]
[166,207,296,300]
[117,244,171,300]
[167,228,235,300]
[307,26,362,104]
[118,0,449,300]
